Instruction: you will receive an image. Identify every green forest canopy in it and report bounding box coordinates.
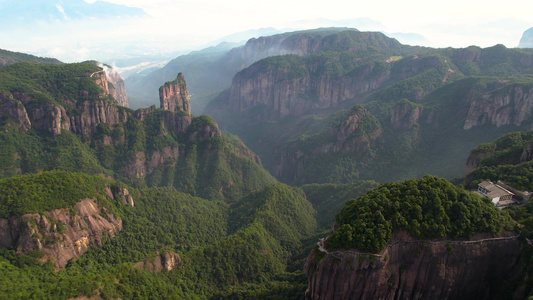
[325,175,516,253]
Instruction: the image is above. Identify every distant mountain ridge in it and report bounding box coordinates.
[126,28,388,113]
[204,30,533,185]
[0,48,62,67]
[519,27,533,48]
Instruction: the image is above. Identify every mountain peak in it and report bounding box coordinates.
[159,72,191,115]
[518,27,533,48]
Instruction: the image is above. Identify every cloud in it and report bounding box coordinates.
[55,5,69,20]
[1,0,532,63]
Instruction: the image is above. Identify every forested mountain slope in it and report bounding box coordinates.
[305,176,521,300]
[0,60,319,298]
[205,30,533,184]
[126,28,417,113]
[0,48,62,67]
[0,170,320,298]
[465,130,533,191]
[0,62,276,201]
[3,31,533,300]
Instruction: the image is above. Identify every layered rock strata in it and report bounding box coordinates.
[305,231,523,300]
[159,72,191,115]
[0,198,123,268]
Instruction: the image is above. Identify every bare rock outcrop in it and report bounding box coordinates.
[85,61,129,107]
[134,252,181,273]
[104,66,129,107]
[67,99,129,135]
[318,107,382,155]
[465,151,490,175]
[0,198,123,268]
[305,231,523,300]
[520,142,533,162]
[0,93,31,131]
[224,62,391,122]
[109,186,134,207]
[274,107,381,182]
[159,72,191,115]
[208,52,452,125]
[26,102,71,137]
[391,100,420,131]
[463,85,533,130]
[1,66,129,137]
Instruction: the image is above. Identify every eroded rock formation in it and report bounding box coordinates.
[159,72,191,115]
[0,94,31,131]
[274,107,382,182]
[463,85,533,130]
[305,231,523,300]
[391,100,420,132]
[0,198,123,268]
[222,61,392,122]
[105,66,129,107]
[3,68,129,137]
[134,252,181,273]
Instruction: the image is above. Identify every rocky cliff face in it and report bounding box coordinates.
[0,194,130,268]
[305,231,523,300]
[25,101,71,137]
[390,100,421,132]
[134,252,181,273]
[225,30,404,72]
[159,72,191,115]
[520,142,533,162]
[1,65,196,138]
[0,64,271,201]
[274,107,382,182]
[87,61,129,107]
[465,151,491,175]
[463,84,533,130]
[68,99,130,136]
[0,93,31,131]
[209,52,454,125]
[3,68,129,137]
[106,67,128,107]
[220,61,392,122]
[128,29,407,113]
[465,139,533,176]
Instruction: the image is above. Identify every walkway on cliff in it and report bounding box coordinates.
[90,69,105,78]
[317,232,521,259]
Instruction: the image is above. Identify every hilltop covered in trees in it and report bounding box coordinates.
[326,176,516,253]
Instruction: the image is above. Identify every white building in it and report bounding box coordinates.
[477,181,516,208]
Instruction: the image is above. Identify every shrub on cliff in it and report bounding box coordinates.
[325,175,516,253]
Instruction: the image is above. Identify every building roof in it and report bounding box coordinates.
[496,199,516,207]
[478,181,514,199]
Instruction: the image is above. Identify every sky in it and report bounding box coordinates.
[1,0,532,63]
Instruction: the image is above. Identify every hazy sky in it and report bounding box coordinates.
[1,0,532,63]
